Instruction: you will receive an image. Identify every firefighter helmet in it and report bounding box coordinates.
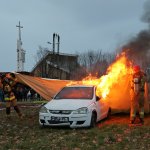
[133,65,140,72]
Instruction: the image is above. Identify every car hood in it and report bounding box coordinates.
[45,99,93,110]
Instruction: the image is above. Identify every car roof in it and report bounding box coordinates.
[66,85,95,88]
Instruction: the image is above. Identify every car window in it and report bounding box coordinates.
[54,87,94,100]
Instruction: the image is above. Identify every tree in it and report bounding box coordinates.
[74,50,115,79]
[34,46,49,63]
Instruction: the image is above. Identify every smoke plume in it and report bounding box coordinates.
[122,0,150,70]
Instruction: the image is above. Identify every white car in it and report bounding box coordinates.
[39,85,110,128]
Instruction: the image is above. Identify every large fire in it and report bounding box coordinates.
[68,52,133,99]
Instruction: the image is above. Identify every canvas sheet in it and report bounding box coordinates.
[15,73,70,101]
[15,73,150,112]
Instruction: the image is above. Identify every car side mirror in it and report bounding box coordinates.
[96,96,101,101]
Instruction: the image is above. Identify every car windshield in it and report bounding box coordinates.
[54,87,94,100]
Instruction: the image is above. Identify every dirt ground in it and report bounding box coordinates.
[98,113,150,127]
[0,104,150,150]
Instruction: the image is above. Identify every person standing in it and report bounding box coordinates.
[130,65,146,125]
[27,90,31,101]
[1,73,23,119]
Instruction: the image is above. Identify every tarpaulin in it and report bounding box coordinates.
[15,73,150,112]
[15,73,70,101]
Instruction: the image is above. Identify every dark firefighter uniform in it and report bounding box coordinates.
[2,73,22,118]
[130,65,146,124]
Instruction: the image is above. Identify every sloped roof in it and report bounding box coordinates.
[31,51,78,72]
[46,60,70,73]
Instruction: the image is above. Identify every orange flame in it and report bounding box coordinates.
[68,52,133,99]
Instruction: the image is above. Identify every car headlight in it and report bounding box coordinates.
[40,106,48,113]
[72,107,88,114]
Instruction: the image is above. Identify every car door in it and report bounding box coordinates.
[95,96,106,120]
[100,99,109,118]
[94,86,108,120]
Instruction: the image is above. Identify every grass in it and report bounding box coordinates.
[0,102,150,150]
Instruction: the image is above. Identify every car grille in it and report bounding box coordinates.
[48,120,73,125]
[49,110,72,115]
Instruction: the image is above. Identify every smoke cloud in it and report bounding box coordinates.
[141,0,150,24]
[121,0,150,70]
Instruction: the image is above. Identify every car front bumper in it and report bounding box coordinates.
[39,112,92,128]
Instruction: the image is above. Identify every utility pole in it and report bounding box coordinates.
[16,21,25,72]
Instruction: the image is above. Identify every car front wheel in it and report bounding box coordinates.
[90,112,97,128]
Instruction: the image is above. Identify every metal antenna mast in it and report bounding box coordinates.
[16,21,25,71]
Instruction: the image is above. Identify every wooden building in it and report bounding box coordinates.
[31,51,78,80]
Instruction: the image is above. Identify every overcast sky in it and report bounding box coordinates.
[0,0,148,72]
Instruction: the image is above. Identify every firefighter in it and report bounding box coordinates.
[130,65,146,124]
[1,73,23,119]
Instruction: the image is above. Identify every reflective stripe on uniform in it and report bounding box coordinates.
[10,96,15,101]
[139,111,144,114]
[5,97,10,101]
[139,112,144,115]
[131,114,136,117]
[5,96,15,101]
[139,112,144,118]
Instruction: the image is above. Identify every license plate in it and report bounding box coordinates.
[51,116,69,122]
